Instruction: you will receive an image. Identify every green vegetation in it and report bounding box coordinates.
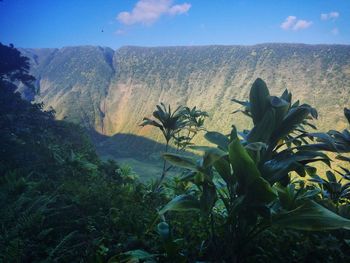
[20,44,350,164]
[0,43,161,262]
[2,43,350,262]
[141,103,208,187]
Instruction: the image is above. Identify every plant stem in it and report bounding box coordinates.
[156,140,169,190]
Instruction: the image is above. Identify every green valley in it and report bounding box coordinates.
[20,44,350,166]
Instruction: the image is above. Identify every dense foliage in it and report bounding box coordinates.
[2,44,350,262]
[0,44,162,262]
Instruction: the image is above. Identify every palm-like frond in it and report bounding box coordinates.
[141,103,188,142]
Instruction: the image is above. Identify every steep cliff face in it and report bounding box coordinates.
[22,44,350,149]
[21,46,115,130]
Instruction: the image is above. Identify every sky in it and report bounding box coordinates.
[0,0,349,49]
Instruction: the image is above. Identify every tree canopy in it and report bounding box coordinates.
[0,42,35,87]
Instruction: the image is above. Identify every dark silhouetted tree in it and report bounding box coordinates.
[0,42,35,88]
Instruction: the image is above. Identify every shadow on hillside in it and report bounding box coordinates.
[88,130,176,162]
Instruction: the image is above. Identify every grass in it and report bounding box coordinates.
[100,154,177,182]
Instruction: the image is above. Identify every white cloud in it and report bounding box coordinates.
[293,20,313,31]
[168,3,191,15]
[280,16,297,30]
[280,16,312,31]
[117,0,191,25]
[331,27,339,35]
[321,11,339,21]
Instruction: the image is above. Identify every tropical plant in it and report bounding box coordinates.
[141,103,208,187]
[173,106,208,150]
[307,108,350,221]
[156,78,350,262]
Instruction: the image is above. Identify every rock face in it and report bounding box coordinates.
[21,44,350,148]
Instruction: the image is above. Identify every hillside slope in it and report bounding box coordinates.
[21,44,350,156]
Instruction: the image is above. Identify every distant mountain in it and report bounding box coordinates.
[20,44,350,158]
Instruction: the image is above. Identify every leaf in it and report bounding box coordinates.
[281,89,292,103]
[140,117,163,129]
[336,155,350,162]
[245,142,267,152]
[203,149,227,168]
[200,182,217,215]
[159,194,200,215]
[163,153,198,171]
[273,200,350,231]
[204,131,230,150]
[108,249,157,263]
[308,132,338,152]
[213,157,232,185]
[344,108,350,124]
[231,98,250,107]
[262,150,331,184]
[249,78,270,125]
[326,171,337,183]
[272,106,311,141]
[247,108,275,143]
[229,127,277,203]
[270,96,290,126]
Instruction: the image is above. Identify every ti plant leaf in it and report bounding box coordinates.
[204,131,230,150]
[273,200,350,231]
[249,78,270,125]
[229,126,277,204]
[246,108,276,144]
[272,105,311,142]
[159,194,200,215]
[189,145,227,168]
[162,153,198,171]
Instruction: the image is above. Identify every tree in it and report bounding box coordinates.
[0,42,35,89]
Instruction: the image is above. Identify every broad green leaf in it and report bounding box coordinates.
[213,157,232,185]
[229,127,277,203]
[249,78,270,125]
[326,171,337,183]
[163,153,198,171]
[308,132,338,152]
[249,176,278,204]
[247,108,276,143]
[273,200,350,231]
[281,89,292,103]
[205,131,230,150]
[188,145,227,169]
[270,96,290,126]
[272,106,311,141]
[200,182,217,215]
[159,194,200,215]
[229,129,260,187]
[262,150,330,184]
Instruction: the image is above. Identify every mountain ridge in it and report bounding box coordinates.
[19,43,350,158]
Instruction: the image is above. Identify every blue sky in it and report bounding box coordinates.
[0,0,349,49]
